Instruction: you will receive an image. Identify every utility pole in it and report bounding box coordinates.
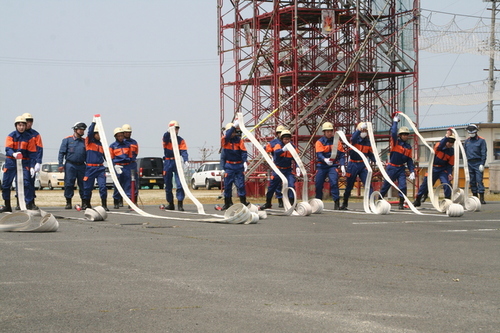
[486,0,499,123]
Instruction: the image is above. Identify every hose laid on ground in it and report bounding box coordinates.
[0,157,59,232]
[0,209,59,232]
[95,115,256,224]
[237,112,299,216]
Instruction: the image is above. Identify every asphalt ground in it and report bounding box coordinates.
[0,201,499,333]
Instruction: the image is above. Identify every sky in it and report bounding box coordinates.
[0,1,497,163]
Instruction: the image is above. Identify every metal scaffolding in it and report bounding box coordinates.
[218,0,419,180]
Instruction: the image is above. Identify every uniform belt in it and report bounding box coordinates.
[433,164,444,168]
[68,161,85,165]
[276,165,291,170]
[388,162,403,167]
[164,157,175,160]
[116,162,130,166]
[226,160,242,164]
[87,163,103,167]
[468,158,481,162]
[350,159,363,163]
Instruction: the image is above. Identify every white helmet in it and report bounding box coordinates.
[113,127,124,136]
[322,122,334,131]
[276,125,287,133]
[22,112,33,120]
[279,129,292,139]
[169,120,180,128]
[122,124,132,132]
[15,116,27,125]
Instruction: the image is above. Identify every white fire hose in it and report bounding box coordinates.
[96,115,258,224]
[396,113,466,217]
[237,112,302,216]
[0,157,59,232]
[286,144,324,214]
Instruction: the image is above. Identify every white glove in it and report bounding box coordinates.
[114,165,123,175]
[13,152,22,159]
[324,158,333,166]
[282,145,288,152]
[30,168,35,178]
[360,122,367,130]
[233,119,239,128]
[34,163,40,173]
[184,161,189,168]
[393,114,400,122]
[296,167,301,177]
[408,172,415,180]
[243,162,248,172]
[479,165,484,173]
[340,165,346,177]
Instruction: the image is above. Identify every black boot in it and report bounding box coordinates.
[473,193,478,197]
[421,194,428,203]
[65,198,72,209]
[178,200,184,211]
[15,197,20,210]
[119,198,124,207]
[398,197,405,210]
[413,195,422,207]
[165,202,175,210]
[82,199,91,210]
[101,198,109,211]
[260,197,272,210]
[114,199,120,209]
[278,198,284,208]
[239,195,250,206]
[480,193,486,204]
[30,200,38,210]
[339,197,348,210]
[334,199,340,210]
[0,200,12,213]
[26,201,33,210]
[221,197,232,211]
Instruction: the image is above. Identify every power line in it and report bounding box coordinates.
[0,56,218,68]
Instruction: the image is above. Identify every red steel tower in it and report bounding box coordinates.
[218,0,419,178]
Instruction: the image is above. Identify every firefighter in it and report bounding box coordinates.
[58,122,87,209]
[122,124,139,203]
[265,125,288,208]
[464,124,487,204]
[82,120,108,211]
[314,122,346,210]
[260,129,300,210]
[0,116,37,213]
[340,122,376,210]
[379,112,415,209]
[220,120,249,210]
[110,127,133,209]
[413,131,455,206]
[162,120,189,211]
[22,112,43,210]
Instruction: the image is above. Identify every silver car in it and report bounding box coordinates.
[190,162,222,190]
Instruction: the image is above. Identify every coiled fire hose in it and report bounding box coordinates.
[325,127,391,215]
[0,158,59,232]
[367,116,423,215]
[450,128,481,212]
[237,112,302,216]
[286,144,324,214]
[396,113,466,217]
[96,115,258,224]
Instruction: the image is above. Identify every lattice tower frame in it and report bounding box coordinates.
[218,0,419,179]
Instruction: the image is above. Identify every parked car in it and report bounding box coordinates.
[38,162,64,190]
[190,162,222,190]
[137,157,164,189]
